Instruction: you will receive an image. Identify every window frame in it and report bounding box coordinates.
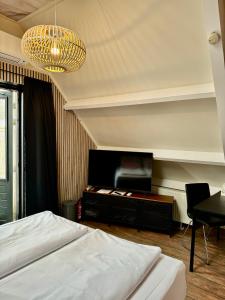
[0,96,8,180]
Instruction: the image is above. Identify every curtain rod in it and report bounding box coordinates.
[0,68,50,84]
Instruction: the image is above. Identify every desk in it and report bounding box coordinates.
[190,192,225,272]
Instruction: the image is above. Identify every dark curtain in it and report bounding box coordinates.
[24,77,58,216]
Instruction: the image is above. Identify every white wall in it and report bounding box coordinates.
[152,160,224,223]
[76,99,223,153]
[0,31,24,61]
[76,98,224,223]
[16,0,224,224]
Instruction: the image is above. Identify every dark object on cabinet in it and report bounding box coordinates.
[82,188,174,235]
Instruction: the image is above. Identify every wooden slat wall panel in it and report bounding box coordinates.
[0,61,96,208]
[52,85,96,206]
[0,62,49,83]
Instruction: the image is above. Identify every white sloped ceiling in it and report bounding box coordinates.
[17,0,224,167]
[19,0,213,100]
[0,0,54,21]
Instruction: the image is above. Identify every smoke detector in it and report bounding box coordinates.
[208,32,220,45]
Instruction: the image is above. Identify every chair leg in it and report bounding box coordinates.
[182,221,192,237]
[181,221,192,249]
[205,226,212,240]
[217,227,220,240]
[202,225,209,265]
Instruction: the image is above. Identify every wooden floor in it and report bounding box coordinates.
[82,221,225,300]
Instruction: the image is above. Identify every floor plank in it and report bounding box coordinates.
[82,221,225,300]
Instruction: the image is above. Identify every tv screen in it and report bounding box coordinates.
[88,150,153,193]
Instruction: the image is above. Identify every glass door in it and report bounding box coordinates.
[0,93,12,223]
[0,89,19,224]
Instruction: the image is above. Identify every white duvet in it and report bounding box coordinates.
[0,227,161,300]
[0,211,88,279]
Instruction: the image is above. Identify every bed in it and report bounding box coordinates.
[0,211,186,299]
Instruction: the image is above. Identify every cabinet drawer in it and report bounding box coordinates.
[82,191,174,235]
[110,196,138,207]
[83,203,109,221]
[110,206,137,226]
[138,201,173,233]
[141,201,172,216]
[140,210,172,226]
[83,192,108,204]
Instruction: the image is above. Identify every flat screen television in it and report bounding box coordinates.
[88,150,153,193]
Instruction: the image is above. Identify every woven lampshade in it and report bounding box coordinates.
[21,25,86,73]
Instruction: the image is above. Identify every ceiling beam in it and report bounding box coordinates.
[97,146,225,166]
[0,13,24,38]
[64,83,215,110]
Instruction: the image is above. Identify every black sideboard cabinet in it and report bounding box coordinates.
[82,188,174,235]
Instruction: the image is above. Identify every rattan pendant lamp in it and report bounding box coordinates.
[21,1,86,73]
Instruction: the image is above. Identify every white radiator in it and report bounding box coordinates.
[152,179,221,224]
[152,184,191,224]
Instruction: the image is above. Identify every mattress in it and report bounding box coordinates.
[0,212,186,299]
[130,254,186,300]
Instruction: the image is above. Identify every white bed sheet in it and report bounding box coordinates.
[0,212,186,300]
[0,229,162,300]
[130,254,186,300]
[85,227,186,300]
[0,211,88,279]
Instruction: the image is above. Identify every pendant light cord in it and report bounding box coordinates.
[54,0,57,26]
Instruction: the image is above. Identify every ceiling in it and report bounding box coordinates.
[1,0,223,167]
[0,0,53,21]
[19,0,213,102]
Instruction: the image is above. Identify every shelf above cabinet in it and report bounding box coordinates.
[98,146,225,166]
[64,83,215,110]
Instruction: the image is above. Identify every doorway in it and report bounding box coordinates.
[0,87,20,223]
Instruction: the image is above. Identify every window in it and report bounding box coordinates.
[0,97,6,179]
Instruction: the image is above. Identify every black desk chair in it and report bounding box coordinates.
[185,183,224,264]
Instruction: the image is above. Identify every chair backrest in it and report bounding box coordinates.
[185,183,210,219]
